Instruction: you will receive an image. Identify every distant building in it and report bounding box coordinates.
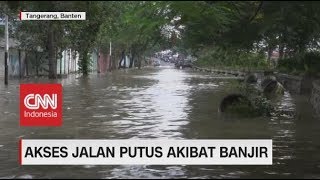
[98,51,111,73]
[270,51,279,60]
[269,50,280,67]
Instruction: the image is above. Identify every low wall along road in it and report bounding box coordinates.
[311,80,320,116]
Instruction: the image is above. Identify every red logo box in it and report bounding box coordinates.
[20,84,62,126]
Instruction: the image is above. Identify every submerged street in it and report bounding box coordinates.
[0,66,320,178]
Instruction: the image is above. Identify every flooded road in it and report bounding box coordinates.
[0,66,320,178]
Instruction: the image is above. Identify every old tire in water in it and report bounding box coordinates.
[245,73,258,83]
[261,76,277,89]
[219,94,253,113]
[263,79,285,96]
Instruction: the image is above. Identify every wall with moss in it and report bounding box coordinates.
[311,80,320,116]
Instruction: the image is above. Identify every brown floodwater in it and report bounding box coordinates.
[0,66,320,178]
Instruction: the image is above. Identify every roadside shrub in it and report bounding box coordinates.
[195,47,269,70]
[303,52,320,75]
[277,51,320,76]
[222,82,274,117]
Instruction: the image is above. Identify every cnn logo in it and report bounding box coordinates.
[20,84,62,126]
[24,94,57,110]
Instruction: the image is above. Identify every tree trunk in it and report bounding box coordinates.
[130,51,135,68]
[25,52,29,76]
[108,54,112,72]
[138,55,142,69]
[73,50,77,72]
[119,50,125,69]
[97,51,101,73]
[64,50,66,74]
[298,43,305,54]
[19,49,22,79]
[81,48,89,76]
[267,46,272,61]
[68,49,70,74]
[36,52,39,76]
[60,50,62,75]
[48,23,57,79]
[279,44,284,60]
[123,50,126,68]
[267,46,273,66]
[111,50,117,70]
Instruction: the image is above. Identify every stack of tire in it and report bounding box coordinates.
[261,76,285,96]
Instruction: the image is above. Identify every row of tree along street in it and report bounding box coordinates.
[1,1,320,79]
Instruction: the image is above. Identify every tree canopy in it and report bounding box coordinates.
[2,1,320,76]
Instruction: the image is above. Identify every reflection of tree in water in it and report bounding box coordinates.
[72,76,96,138]
[80,76,95,104]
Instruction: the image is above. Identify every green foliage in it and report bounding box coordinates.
[172,1,320,70]
[223,95,272,118]
[223,97,258,117]
[277,51,320,76]
[10,2,74,78]
[78,51,92,75]
[225,82,274,117]
[240,83,275,117]
[5,1,320,76]
[251,96,274,116]
[63,1,111,75]
[0,26,4,36]
[195,47,269,70]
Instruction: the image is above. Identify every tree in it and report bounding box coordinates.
[62,1,112,76]
[97,1,171,69]
[10,1,73,78]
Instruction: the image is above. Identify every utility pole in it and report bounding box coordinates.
[109,39,112,71]
[4,14,9,85]
[110,39,111,57]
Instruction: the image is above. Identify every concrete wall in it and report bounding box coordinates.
[311,80,320,116]
[1,48,98,78]
[25,51,49,77]
[56,49,101,75]
[276,73,316,94]
[56,50,98,75]
[1,42,100,79]
[57,49,79,75]
[0,48,26,78]
[276,73,303,94]
[89,51,98,72]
